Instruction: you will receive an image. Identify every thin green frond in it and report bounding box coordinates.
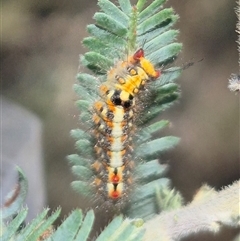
[70,129,92,142]
[98,0,129,27]
[118,0,132,15]
[82,0,180,70]
[136,136,180,159]
[96,215,144,241]
[96,216,124,241]
[73,84,95,104]
[2,208,96,241]
[71,0,183,220]
[24,209,60,241]
[145,29,179,55]
[47,210,82,241]
[83,51,114,72]
[2,167,28,219]
[127,178,171,219]
[68,154,91,168]
[75,139,93,155]
[138,8,175,34]
[72,166,93,181]
[136,0,147,13]
[138,0,166,20]
[71,181,95,198]
[15,208,50,241]
[137,120,170,144]
[135,160,169,183]
[74,210,95,241]
[93,12,128,37]
[148,42,182,65]
[1,209,28,241]
[87,24,127,50]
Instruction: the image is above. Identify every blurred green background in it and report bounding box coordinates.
[2,0,239,240]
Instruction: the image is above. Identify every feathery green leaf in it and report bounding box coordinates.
[136,136,180,159]
[71,0,183,220]
[71,181,95,198]
[98,0,129,27]
[2,167,28,219]
[94,12,128,37]
[118,0,132,15]
[47,210,82,241]
[96,216,144,241]
[68,154,91,168]
[74,210,95,241]
[135,160,169,183]
[25,209,60,241]
[138,0,166,20]
[1,209,28,241]
[15,208,50,241]
[72,166,93,181]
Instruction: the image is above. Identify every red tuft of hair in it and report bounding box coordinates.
[111,190,120,199]
[111,175,120,184]
[133,48,144,60]
[155,70,161,78]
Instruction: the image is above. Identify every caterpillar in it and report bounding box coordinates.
[91,48,160,206]
[70,0,182,216]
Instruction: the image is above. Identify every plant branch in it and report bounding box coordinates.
[143,181,240,241]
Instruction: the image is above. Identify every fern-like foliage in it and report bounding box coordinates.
[0,168,59,241]
[69,0,183,220]
[2,1,184,239]
[2,206,144,241]
[1,168,144,241]
[1,167,28,220]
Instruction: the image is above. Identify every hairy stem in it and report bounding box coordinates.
[143,181,240,241]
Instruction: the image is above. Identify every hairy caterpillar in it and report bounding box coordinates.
[70,0,182,216]
[91,48,160,206]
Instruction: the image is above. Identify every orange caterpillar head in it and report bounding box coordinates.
[131,48,160,79]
